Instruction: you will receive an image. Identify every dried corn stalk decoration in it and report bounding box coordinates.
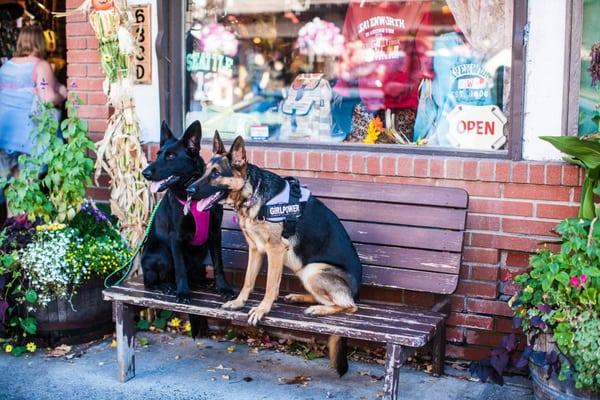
[64,0,152,247]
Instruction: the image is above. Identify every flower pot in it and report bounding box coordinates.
[530,334,599,400]
[30,277,113,346]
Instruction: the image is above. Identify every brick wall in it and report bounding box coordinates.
[66,0,110,201]
[66,0,582,362]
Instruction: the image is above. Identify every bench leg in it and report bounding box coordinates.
[432,324,446,376]
[115,302,136,382]
[189,314,209,339]
[382,343,406,400]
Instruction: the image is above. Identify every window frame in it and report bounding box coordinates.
[157,0,528,160]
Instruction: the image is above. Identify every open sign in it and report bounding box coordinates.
[448,105,507,150]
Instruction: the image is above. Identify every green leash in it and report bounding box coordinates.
[104,198,163,288]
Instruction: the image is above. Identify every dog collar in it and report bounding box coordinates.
[243,178,262,208]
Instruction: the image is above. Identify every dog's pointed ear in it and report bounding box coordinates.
[181,121,202,154]
[160,120,174,146]
[229,136,247,169]
[212,130,226,155]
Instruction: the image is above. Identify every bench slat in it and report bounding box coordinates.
[221,230,460,275]
[301,177,469,208]
[105,283,444,347]
[122,278,444,324]
[220,249,459,294]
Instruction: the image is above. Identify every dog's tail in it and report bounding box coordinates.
[188,314,208,339]
[328,335,348,376]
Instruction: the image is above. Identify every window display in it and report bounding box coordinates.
[183,0,514,151]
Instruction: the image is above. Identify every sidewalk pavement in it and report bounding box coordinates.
[1,332,532,400]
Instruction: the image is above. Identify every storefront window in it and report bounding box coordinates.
[578,0,600,137]
[183,0,514,151]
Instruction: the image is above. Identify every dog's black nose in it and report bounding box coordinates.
[142,168,152,179]
[186,185,197,195]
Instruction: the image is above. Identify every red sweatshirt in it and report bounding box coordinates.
[335,1,434,110]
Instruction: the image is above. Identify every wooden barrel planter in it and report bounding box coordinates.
[530,334,600,400]
[30,277,113,346]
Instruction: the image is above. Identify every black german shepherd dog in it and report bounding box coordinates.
[186,134,362,375]
[141,121,234,310]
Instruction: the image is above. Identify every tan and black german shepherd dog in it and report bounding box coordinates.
[186,133,363,375]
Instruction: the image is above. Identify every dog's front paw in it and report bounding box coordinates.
[160,283,176,296]
[176,292,191,304]
[247,304,271,326]
[221,298,245,310]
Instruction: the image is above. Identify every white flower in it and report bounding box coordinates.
[117,26,136,55]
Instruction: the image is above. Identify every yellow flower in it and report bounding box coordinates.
[184,321,191,333]
[26,342,36,353]
[363,117,384,144]
[168,317,181,329]
[4,345,13,353]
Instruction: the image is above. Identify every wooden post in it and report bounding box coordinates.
[115,301,136,382]
[382,343,406,400]
[431,324,446,376]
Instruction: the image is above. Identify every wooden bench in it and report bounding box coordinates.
[103,178,468,399]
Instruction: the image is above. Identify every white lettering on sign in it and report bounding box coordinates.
[447,105,507,150]
[269,204,300,216]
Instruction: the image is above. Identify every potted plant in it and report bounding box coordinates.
[511,218,600,399]
[0,93,131,354]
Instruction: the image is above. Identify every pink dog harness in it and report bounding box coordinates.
[177,198,210,246]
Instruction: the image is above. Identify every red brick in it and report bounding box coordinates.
[66,10,87,23]
[451,295,465,312]
[266,150,279,168]
[66,36,87,50]
[403,291,436,308]
[495,161,510,182]
[397,157,412,176]
[478,160,494,181]
[447,313,494,330]
[86,37,99,50]
[499,266,527,282]
[469,198,533,217]
[466,299,512,317]
[381,156,396,176]
[501,281,521,296]
[471,266,499,281]
[495,318,522,334]
[336,153,350,173]
[446,159,462,179]
[446,327,465,343]
[466,330,504,347]
[545,164,562,185]
[252,149,265,166]
[322,152,335,172]
[307,152,320,171]
[505,252,532,268]
[413,158,428,177]
[503,218,556,235]
[77,105,108,119]
[366,155,381,175]
[463,160,478,180]
[279,151,293,170]
[87,92,107,105]
[469,232,541,253]
[88,119,108,134]
[68,49,100,64]
[463,248,500,264]
[536,203,578,219]
[562,165,581,186]
[293,152,306,170]
[68,77,104,91]
[87,64,105,77]
[66,21,95,36]
[436,180,501,197]
[351,154,366,174]
[511,163,528,183]
[430,159,444,178]
[467,215,501,231]
[86,187,110,201]
[459,265,469,279]
[456,280,498,298]
[528,163,545,185]
[446,344,491,361]
[67,0,85,8]
[504,184,570,201]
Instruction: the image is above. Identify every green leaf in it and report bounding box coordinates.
[540,136,600,170]
[136,320,150,330]
[19,317,37,334]
[11,346,27,357]
[24,289,37,304]
[152,318,166,330]
[159,310,173,319]
[555,272,570,286]
[138,336,149,346]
